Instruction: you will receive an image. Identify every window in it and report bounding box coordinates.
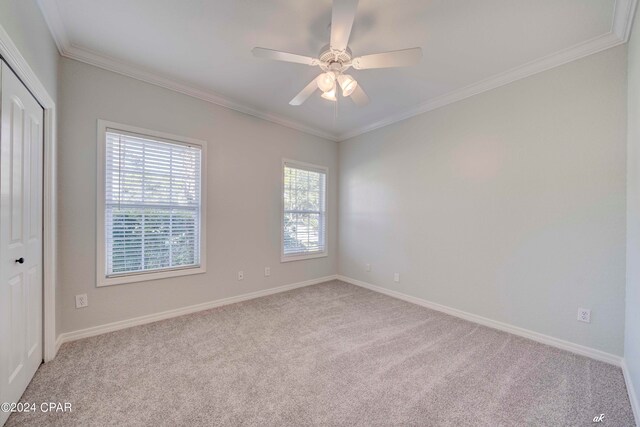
[282,160,327,262]
[97,121,206,286]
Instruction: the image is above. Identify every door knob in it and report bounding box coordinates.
[15,257,24,264]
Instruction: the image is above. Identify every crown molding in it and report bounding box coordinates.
[339,0,638,141]
[337,31,625,140]
[36,0,339,142]
[64,43,340,142]
[613,0,639,42]
[36,0,69,55]
[38,0,637,143]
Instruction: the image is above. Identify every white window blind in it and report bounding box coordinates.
[283,162,327,258]
[104,129,202,277]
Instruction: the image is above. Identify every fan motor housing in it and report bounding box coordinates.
[318,44,352,69]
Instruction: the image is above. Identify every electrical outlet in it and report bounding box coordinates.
[264,267,271,277]
[577,308,591,323]
[238,271,244,281]
[365,263,371,272]
[394,273,400,283]
[75,294,88,309]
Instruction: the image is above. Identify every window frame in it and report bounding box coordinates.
[281,158,328,263]
[96,120,207,287]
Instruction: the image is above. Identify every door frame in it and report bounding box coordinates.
[0,26,58,362]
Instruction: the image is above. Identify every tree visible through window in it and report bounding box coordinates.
[104,130,202,276]
[283,161,327,259]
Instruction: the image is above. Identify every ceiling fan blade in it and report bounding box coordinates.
[290,78,319,106]
[350,84,369,107]
[352,47,422,69]
[252,47,317,66]
[330,0,359,52]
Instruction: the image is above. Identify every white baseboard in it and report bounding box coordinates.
[622,359,640,426]
[53,273,636,421]
[337,275,622,367]
[54,334,63,355]
[57,275,338,346]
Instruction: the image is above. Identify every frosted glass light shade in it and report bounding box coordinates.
[338,74,357,97]
[317,72,336,92]
[321,84,337,101]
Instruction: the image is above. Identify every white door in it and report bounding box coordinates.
[0,61,44,425]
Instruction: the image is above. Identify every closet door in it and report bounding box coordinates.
[0,60,44,425]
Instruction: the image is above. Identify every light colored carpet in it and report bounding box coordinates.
[7,280,635,426]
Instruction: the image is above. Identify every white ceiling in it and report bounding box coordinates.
[38,0,636,140]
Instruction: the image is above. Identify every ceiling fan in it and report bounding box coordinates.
[252,0,422,107]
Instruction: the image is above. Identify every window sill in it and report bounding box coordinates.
[281,252,328,263]
[97,265,206,287]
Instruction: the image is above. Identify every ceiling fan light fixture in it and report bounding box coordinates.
[338,74,357,97]
[317,72,336,92]
[254,0,420,107]
[321,84,337,101]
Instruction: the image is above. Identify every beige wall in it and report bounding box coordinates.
[48,16,632,363]
[2,1,635,382]
[339,46,627,356]
[57,57,338,334]
[0,0,58,100]
[626,4,640,415]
